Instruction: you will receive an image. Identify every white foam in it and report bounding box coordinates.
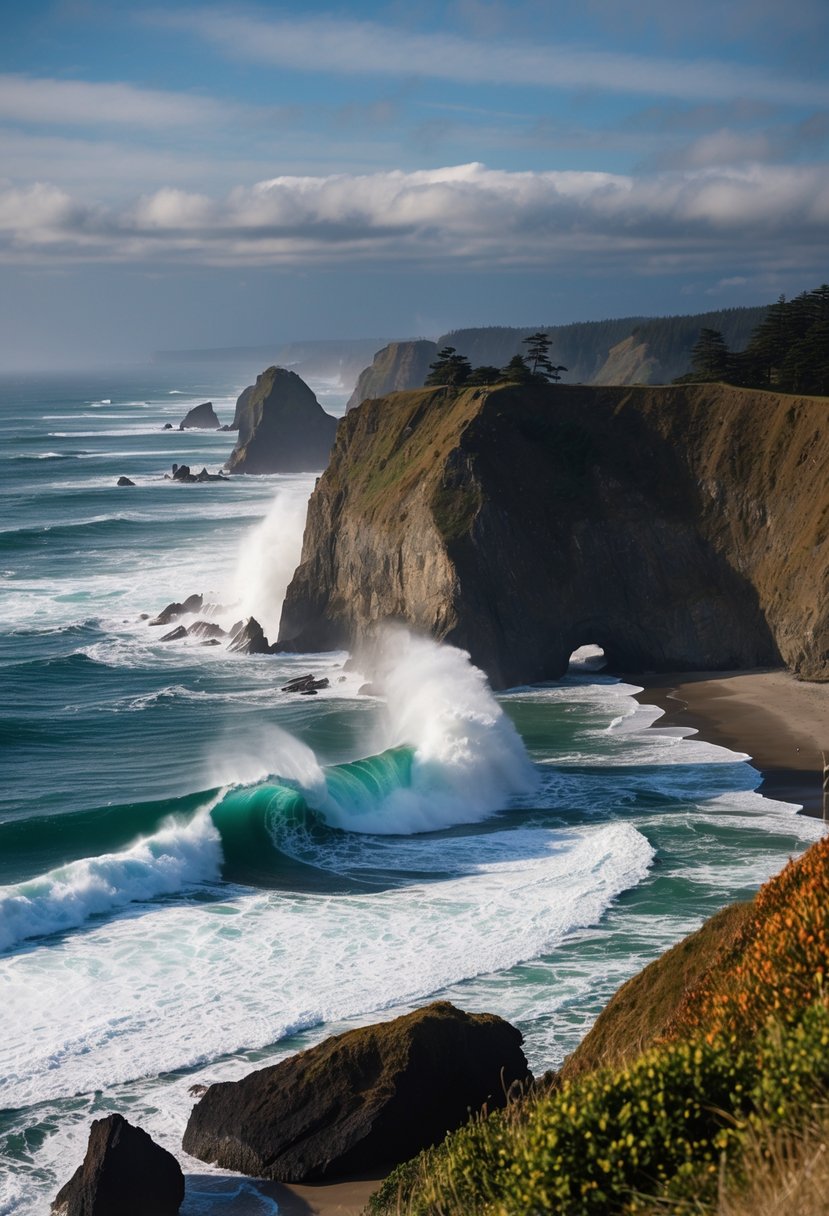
[230,479,313,638]
[0,803,223,953]
[0,821,653,1110]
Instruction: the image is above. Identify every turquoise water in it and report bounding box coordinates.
[0,369,821,1215]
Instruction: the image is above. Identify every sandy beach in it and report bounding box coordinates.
[633,667,829,816]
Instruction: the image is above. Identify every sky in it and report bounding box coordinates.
[1,0,828,367]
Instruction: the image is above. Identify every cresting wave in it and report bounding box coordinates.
[0,633,536,951]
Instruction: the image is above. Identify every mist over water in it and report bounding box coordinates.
[0,368,821,1216]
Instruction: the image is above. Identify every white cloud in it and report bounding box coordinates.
[158,9,829,107]
[0,73,234,129]
[0,162,826,272]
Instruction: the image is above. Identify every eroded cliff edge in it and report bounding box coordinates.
[278,382,829,687]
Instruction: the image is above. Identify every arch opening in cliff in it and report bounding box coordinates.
[568,644,607,673]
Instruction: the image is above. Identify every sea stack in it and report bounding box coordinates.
[178,401,220,429]
[226,366,338,474]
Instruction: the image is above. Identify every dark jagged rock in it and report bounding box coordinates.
[230,382,255,430]
[160,625,188,642]
[166,463,228,483]
[52,1112,184,1216]
[225,367,338,474]
[227,617,273,655]
[182,1001,531,1182]
[280,382,829,687]
[280,674,329,693]
[346,340,439,412]
[179,401,220,430]
[148,594,203,627]
[187,620,227,640]
[163,422,173,429]
[116,476,135,487]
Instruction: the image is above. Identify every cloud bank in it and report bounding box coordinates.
[161,10,829,107]
[1,163,826,274]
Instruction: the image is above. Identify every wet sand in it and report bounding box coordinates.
[632,667,829,816]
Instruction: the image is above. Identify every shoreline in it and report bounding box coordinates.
[628,667,829,817]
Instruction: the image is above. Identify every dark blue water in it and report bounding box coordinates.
[0,368,820,1215]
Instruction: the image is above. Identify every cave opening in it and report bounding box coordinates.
[567,644,607,673]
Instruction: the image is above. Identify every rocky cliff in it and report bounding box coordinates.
[226,366,338,474]
[279,382,829,687]
[346,340,438,411]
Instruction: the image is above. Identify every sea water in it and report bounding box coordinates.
[0,367,822,1215]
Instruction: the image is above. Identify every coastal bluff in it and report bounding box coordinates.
[278,381,829,687]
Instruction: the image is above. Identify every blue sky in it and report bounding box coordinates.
[1,0,828,366]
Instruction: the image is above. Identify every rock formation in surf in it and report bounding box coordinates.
[52,1113,184,1216]
[182,1001,530,1181]
[225,366,338,474]
[279,381,829,687]
[178,401,220,429]
[346,340,439,411]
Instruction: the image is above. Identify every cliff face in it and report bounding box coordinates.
[226,366,338,474]
[279,382,829,687]
[345,340,438,411]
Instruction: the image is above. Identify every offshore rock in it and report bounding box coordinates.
[281,674,329,693]
[346,340,438,412]
[187,620,227,640]
[182,1001,531,1182]
[116,476,135,487]
[160,625,187,642]
[279,382,829,686]
[179,401,220,429]
[52,1113,184,1216]
[148,594,203,627]
[227,617,273,655]
[226,367,338,474]
[167,463,228,483]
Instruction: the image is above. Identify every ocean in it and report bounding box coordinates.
[0,366,821,1216]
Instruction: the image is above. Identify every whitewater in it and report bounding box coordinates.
[0,366,821,1216]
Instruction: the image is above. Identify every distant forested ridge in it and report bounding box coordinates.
[440,305,768,385]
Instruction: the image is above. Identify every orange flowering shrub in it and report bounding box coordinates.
[669,833,829,1042]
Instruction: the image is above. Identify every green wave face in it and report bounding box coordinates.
[209,745,416,885]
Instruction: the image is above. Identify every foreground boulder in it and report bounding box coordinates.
[226,366,338,474]
[179,401,220,429]
[52,1113,183,1216]
[182,1001,531,1182]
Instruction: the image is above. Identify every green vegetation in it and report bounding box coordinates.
[424,333,568,389]
[366,834,829,1216]
[676,285,829,395]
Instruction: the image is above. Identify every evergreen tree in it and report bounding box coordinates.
[499,354,534,383]
[466,365,501,386]
[424,346,472,387]
[690,328,731,381]
[522,331,568,382]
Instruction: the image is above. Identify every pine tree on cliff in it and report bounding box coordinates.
[689,328,731,381]
[425,347,472,387]
[523,332,568,382]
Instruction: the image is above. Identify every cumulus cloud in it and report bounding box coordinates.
[0,73,235,128]
[157,9,829,107]
[1,162,826,272]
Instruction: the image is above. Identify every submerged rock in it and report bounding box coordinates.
[52,1112,183,1216]
[225,366,338,474]
[281,674,329,693]
[116,476,135,487]
[179,401,220,430]
[182,1001,531,1182]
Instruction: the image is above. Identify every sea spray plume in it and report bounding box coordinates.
[205,722,327,796]
[310,628,537,834]
[0,797,224,953]
[230,479,310,638]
